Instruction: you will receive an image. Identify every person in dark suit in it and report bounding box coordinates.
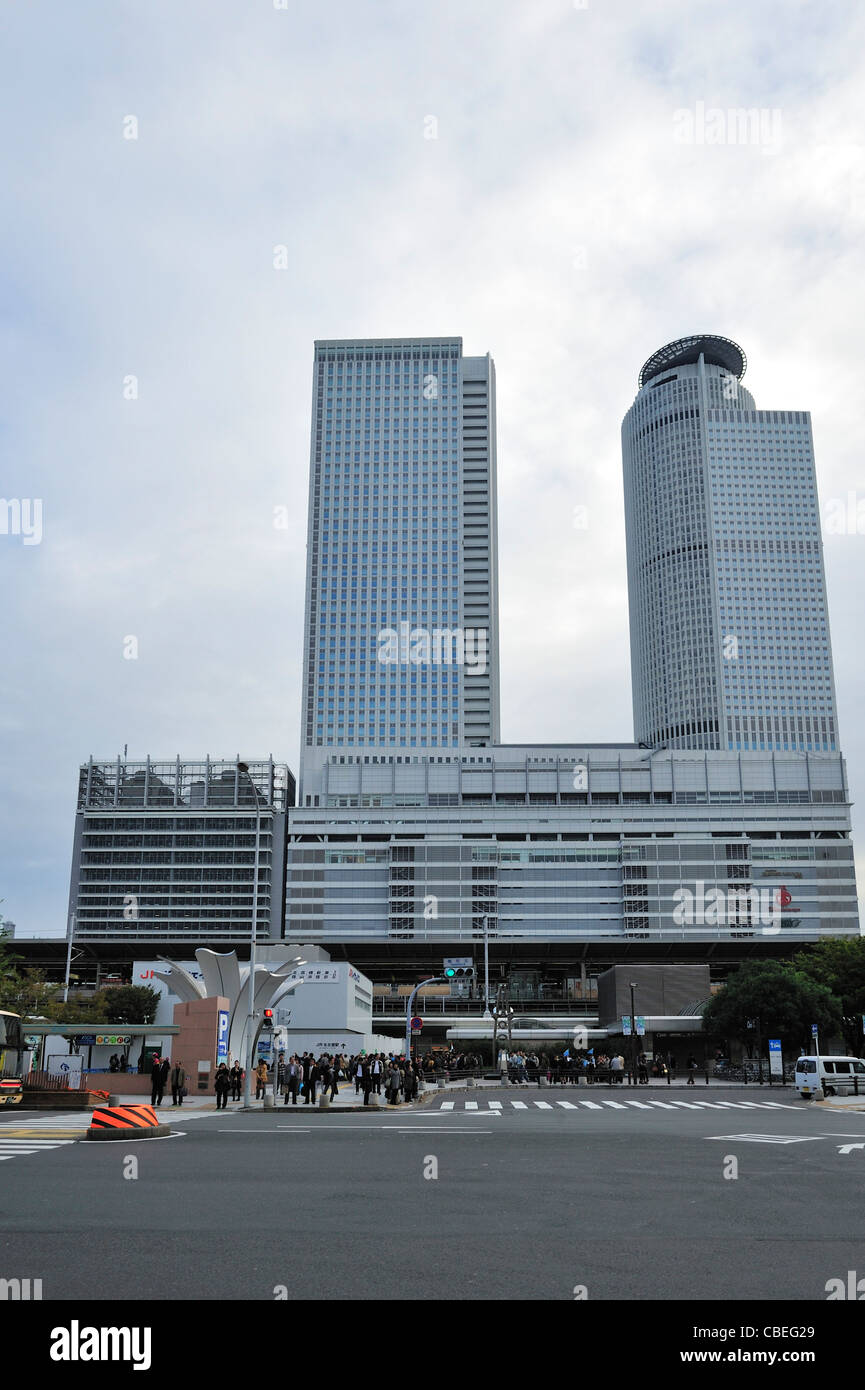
[214,1063,230,1109]
[151,1057,168,1107]
[302,1054,319,1105]
[229,1063,242,1101]
[284,1055,301,1105]
[361,1058,374,1105]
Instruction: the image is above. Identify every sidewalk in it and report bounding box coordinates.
[114,1086,441,1116]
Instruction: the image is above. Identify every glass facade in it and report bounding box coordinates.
[623,337,838,753]
[300,338,499,788]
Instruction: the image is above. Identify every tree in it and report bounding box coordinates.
[701,960,841,1057]
[0,968,61,1019]
[95,985,159,1025]
[792,939,865,1056]
[0,917,20,989]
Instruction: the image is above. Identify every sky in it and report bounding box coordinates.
[1,0,864,937]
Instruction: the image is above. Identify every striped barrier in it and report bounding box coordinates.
[85,1104,170,1141]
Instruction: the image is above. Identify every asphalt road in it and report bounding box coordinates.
[2,1088,864,1301]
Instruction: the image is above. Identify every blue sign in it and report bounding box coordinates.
[216,1009,229,1062]
[768,1039,782,1053]
[811,1024,819,1037]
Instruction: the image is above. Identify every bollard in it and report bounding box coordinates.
[107,1095,121,1107]
[436,1077,446,1090]
[318,1092,330,1109]
[465,1076,475,1089]
[666,1069,671,1086]
[263,1094,274,1111]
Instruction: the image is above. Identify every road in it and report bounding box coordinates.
[1,1088,864,1301]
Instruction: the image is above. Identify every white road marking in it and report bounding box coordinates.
[534,1102,553,1110]
[624,1100,652,1109]
[440,1101,455,1110]
[511,1101,529,1110]
[705,1133,823,1145]
[556,1101,579,1109]
[579,1100,603,1109]
[601,1100,628,1109]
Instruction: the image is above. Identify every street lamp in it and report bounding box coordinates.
[629,982,639,1087]
[238,762,265,1110]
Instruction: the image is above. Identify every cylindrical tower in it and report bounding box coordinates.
[622,335,754,750]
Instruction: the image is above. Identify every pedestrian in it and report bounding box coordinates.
[284,1055,301,1105]
[386,1062,401,1104]
[354,1057,364,1094]
[170,1059,187,1107]
[302,1054,319,1105]
[372,1054,384,1094]
[151,1056,167,1107]
[119,1054,128,1073]
[109,1054,119,1073]
[255,1059,268,1100]
[403,1061,416,1102]
[327,1056,339,1100]
[229,1061,243,1100]
[687,1054,698,1086]
[362,1057,374,1104]
[214,1063,230,1109]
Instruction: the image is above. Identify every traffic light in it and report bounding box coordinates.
[443,957,474,981]
[261,1009,274,1030]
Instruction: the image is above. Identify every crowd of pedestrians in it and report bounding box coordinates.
[498,1049,701,1085]
[152,1046,705,1109]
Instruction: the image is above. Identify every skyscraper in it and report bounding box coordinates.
[299,338,500,790]
[622,335,839,754]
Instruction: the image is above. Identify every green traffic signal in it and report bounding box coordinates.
[444,968,456,978]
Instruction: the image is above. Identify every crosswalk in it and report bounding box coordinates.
[436,1097,801,1114]
[0,1137,77,1164]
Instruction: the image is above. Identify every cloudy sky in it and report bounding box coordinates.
[2,0,863,938]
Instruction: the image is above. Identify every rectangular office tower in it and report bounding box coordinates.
[300,338,500,792]
[623,336,839,753]
[68,758,293,946]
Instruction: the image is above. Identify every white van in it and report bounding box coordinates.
[795,1055,865,1098]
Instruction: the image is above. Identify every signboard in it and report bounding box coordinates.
[257,1035,273,1060]
[811,1024,819,1037]
[73,1034,97,1046]
[636,1017,646,1036]
[216,1009,229,1063]
[768,1039,783,1076]
[95,1035,132,1046]
[410,1016,423,1033]
[48,1055,83,1080]
[622,1016,632,1036]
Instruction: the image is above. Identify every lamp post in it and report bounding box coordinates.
[63,912,76,1004]
[239,763,264,1110]
[480,916,494,1067]
[629,982,639,1087]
